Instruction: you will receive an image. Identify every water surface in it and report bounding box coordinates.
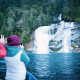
[28,53,80,80]
[0,53,80,80]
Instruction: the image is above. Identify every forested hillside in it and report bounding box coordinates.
[0,0,80,43]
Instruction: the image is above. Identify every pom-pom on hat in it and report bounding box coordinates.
[7,35,21,46]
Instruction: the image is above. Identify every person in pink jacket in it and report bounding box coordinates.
[0,35,6,58]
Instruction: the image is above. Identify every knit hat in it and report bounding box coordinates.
[7,35,21,46]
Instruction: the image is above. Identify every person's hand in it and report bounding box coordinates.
[20,44,24,48]
[0,35,5,44]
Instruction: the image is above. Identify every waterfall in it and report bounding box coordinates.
[59,22,74,53]
[33,13,75,54]
[33,22,74,54]
[34,26,51,54]
[58,14,62,21]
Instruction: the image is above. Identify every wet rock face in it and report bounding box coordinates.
[71,23,80,52]
[48,22,80,53]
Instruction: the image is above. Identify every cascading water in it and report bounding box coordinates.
[34,26,51,54]
[58,14,62,21]
[34,17,74,54]
[58,22,74,53]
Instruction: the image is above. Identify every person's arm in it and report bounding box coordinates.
[0,35,6,58]
[0,43,6,58]
[20,50,30,66]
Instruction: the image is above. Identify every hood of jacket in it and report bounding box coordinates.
[6,45,23,57]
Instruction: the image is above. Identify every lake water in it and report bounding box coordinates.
[0,53,80,80]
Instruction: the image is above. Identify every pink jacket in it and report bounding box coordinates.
[0,43,6,58]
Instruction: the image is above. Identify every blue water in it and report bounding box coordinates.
[0,53,80,80]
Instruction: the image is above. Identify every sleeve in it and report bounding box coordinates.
[0,43,6,58]
[20,50,30,66]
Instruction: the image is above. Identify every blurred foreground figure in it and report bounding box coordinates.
[4,35,37,80]
[0,35,6,58]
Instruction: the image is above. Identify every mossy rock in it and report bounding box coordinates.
[75,18,80,22]
[71,44,78,48]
